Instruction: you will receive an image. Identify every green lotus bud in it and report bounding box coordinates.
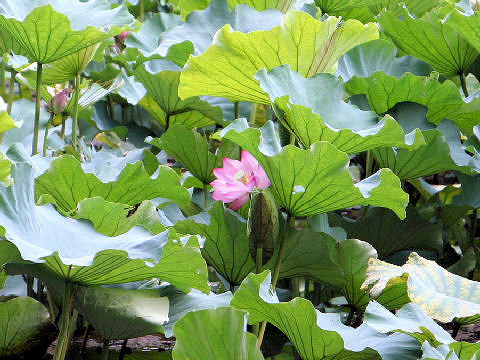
[248,189,278,266]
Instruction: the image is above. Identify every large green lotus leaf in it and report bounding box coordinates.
[1,163,208,291]
[377,7,478,76]
[0,0,134,63]
[74,286,169,340]
[172,307,264,360]
[149,124,218,184]
[175,202,255,285]
[221,119,408,218]
[346,71,480,135]
[261,223,377,309]
[329,206,443,259]
[135,60,223,129]
[451,173,480,208]
[179,11,378,103]
[0,296,55,358]
[75,198,165,236]
[158,285,233,337]
[366,302,480,359]
[232,271,389,360]
[155,0,282,57]
[373,120,480,179]
[0,240,21,289]
[444,3,480,56]
[256,65,425,153]
[337,39,432,82]
[365,301,454,346]
[41,44,99,84]
[35,154,190,215]
[362,252,480,324]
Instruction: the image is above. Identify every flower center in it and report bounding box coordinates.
[234,170,250,184]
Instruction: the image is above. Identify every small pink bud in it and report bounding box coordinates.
[117,31,129,43]
[114,31,129,53]
[47,89,68,115]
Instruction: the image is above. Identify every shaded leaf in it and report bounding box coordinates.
[329,206,443,259]
[74,286,169,339]
[172,307,264,360]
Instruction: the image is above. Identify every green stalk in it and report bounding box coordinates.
[26,276,34,298]
[0,62,5,91]
[304,278,310,299]
[249,103,257,125]
[72,72,81,148]
[139,0,144,22]
[365,150,373,178]
[165,113,171,131]
[234,101,240,119]
[119,339,128,360]
[470,208,478,245]
[32,63,43,155]
[257,214,293,348]
[102,339,110,360]
[7,69,15,114]
[122,104,127,124]
[460,71,469,98]
[53,281,77,360]
[108,95,115,122]
[43,114,53,157]
[204,184,209,208]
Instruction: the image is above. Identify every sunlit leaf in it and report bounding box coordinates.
[362,252,480,324]
[0,0,134,63]
[179,12,378,103]
[221,119,408,218]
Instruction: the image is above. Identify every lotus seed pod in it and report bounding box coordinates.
[248,189,278,266]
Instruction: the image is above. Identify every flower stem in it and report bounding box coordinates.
[32,63,43,155]
[72,72,81,148]
[53,281,77,360]
[139,0,144,22]
[234,101,240,119]
[257,214,293,348]
[460,71,469,98]
[365,150,373,178]
[203,184,209,208]
[0,62,5,91]
[43,114,53,157]
[7,69,15,115]
[249,103,257,125]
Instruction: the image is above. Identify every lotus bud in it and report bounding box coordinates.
[47,89,68,115]
[248,189,278,266]
[114,31,129,53]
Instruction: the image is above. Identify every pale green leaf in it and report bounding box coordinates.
[179,12,378,103]
[173,307,264,360]
[221,119,408,218]
[0,0,134,63]
[362,252,480,324]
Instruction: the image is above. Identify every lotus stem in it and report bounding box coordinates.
[7,69,15,115]
[80,324,91,356]
[304,278,310,299]
[165,113,170,131]
[102,339,110,360]
[32,62,43,155]
[139,0,144,22]
[257,214,293,348]
[122,104,127,124]
[26,275,34,297]
[470,208,478,245]
[234,101,240,119]
[53,281,77,360]
[204,184,209,208]
[365,150,373,178]
[72,72,81,148]
[43,114,53,157]
[460,71,469,98]
[0,62,5,91]
[452,322,460,339]
[108,94,115,122]
[249,103,257,125]
[119,339,128,360]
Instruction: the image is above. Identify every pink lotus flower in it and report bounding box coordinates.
[210,150,270,210]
